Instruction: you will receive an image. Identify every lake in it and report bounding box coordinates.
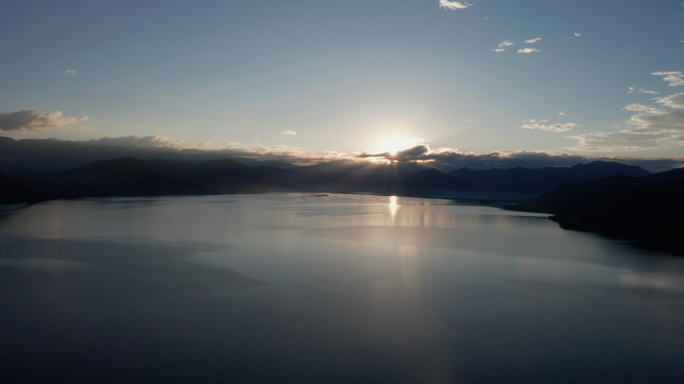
[1,193,683,383]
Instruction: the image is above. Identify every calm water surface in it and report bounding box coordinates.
[1,194,683,383]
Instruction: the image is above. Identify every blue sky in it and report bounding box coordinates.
[1,0,683,162]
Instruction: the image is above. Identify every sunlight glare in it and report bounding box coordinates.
[389,195,399,218]
[385,143,401,156]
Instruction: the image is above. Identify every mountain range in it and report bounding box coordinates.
[0,155,660,204]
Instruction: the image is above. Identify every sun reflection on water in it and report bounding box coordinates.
[389,196,399,218]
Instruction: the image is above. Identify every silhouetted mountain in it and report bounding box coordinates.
[449,161,650,193]
[375,161,651,195]
[512,168,684,254]
[14,157,219,200]
[532,175,658,212]
[0,157,663,205]
[644,166,684,184]
[380,168,482,193]
[7,157,297,202]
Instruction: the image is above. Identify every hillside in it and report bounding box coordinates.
[512,169,684,254]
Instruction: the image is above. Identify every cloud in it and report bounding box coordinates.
[569,130,684,152]
[518,48,541,54]
[81,135,346,165]
[2,135,682,175]
[0,109,78,133]
[652,71,684,87]
[559,112,565,116]
[80,116,91,121]
[575,33,582,37]
[524,38,542,44]
[628,87,635,93]
[656,93,684,109]
[66,69,77,74]
[639,88,659,94]
[623,103,660,113]
[353,144,683,172]
[439,0,473,10]
[499,41,515,47]
[491,48,506,52]
[72,125,93,130]
[86,135,185,148]
[522,123,577,132]
[282,131,298,135]
[569,94,684,152]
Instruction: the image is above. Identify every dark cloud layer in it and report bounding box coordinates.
[0,136,682,175]
[0,136,328,174]
[355,144,684,173]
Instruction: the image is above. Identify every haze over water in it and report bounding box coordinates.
[1,194,683,383]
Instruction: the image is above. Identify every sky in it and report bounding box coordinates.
[1,0,683,166]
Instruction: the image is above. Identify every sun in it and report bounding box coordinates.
[383,141,403,156]
[379,137,424,156]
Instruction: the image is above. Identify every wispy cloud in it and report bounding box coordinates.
[498,41,515,47]
[524,38,542,44]
[522,122,577,132]
[559,112,566,116]
[72,125,93,130]
[518,48,541,54]
[0,109,78,133]
[282,131,298,135]
[574,33,582,37]
[439,0,473,10]
[65,69,77,74]
[652,71,684,87]
[569,93,684,152]
[639,88,659,94]
[491,48,506,52]
[628,87,635,93]
[623,103,660,114]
